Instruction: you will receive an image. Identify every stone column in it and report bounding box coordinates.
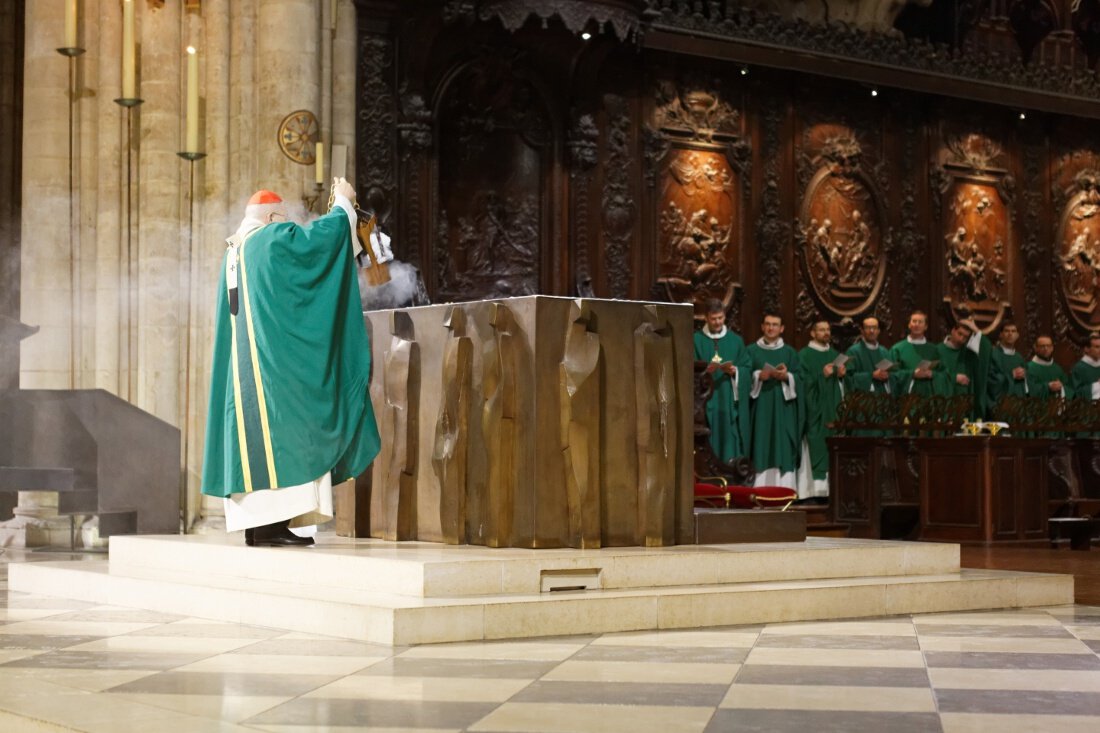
[20,0,73,390]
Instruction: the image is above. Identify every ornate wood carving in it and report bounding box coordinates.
[796,131,887,319]
[757,94,786,316]
[1056,165,1100,335]
[433,306,472,545]
[436,56,549,301]
[560,300,601,548]
[357,34,397,224]
[897,109,922,326]
[1008,0,1059,64]
[603,94,635,299]
[568,112,599,297]
[380,311,419,541]
[649,5,1100,104]
[652,76,748,319]
[934,133,1014,333]
[1073,0,1100,67]
[478,0,649,40]
[1019,131,1044,346]
[633,305,678,547]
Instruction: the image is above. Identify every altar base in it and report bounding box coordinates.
[9,535,1072,646]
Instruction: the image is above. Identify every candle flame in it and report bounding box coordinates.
[187,46,196,55]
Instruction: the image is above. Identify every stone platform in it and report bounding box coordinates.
[8,535,1072,646]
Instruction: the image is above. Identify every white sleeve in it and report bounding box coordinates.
[782,373,797,401]
[731,367,740,403]
[1092,381,1099,400]
[966,329,982,355]
[750,370,762,399]
[331,193,359,256]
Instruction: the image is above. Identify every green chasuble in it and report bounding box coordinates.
[747,339,804,477]
[1071,357,1100,399]
[987,346,1029,408]
[1026,358,1072,400]
[201,209,382,498]
[799,343,845,481]
[845,340,895,394]
[693,327,752,463]
[936,333,992,418]
[889,338,940,397]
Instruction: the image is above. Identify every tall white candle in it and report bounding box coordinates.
[185,46,199,152]
[65,0,78,49]
[315,142,325,185]
[122,0,135,99]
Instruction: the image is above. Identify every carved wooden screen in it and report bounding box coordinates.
[434,57,554,302]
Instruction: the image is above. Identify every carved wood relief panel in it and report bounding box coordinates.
[796,129,887,320]
[651,76,747,322]
[434,56,552,302]
[1055,162,1100,334]
[934,134,1015,333]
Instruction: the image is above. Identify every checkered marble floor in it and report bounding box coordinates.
[1,549,1098,733]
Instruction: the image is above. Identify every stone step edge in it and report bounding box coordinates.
[9,559,1067,611]
[8,561,1072,646]
[104,535,961,598]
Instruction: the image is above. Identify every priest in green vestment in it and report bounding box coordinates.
[845,316,895,395]
[889,311,940,397]
[936,318,992,418]
[797,321,846,499]
[747,314,803,489]
[693,299,752,463]
[201,182,382,547]
[987,321,1028,408]
[1071,333,1100,400]
[1027,335,1072,400]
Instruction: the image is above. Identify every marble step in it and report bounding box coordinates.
[102,534,961,598]
[9,557,1072,646]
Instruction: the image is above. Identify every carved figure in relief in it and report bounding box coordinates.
[662,202,731,288]
[946,188,1005,304]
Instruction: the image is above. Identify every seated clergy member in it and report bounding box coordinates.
[1071,332,1100,399]
[936,317,992,417]
[693,299,752,463]
[845,316,894,394]
[747,313,803,488]
[987,321,1028,406]
[1027,335,1071,399]
[798,320,845,499]
[201,181,382,547]
[889,310,939,396]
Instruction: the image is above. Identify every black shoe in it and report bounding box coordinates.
[250,520,315,547]
[245,527,255,546]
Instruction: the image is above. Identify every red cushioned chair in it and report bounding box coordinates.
[694,475,732,508]
[726,484,796,510]
[695,476,796,511]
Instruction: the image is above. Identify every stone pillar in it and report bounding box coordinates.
[333,0,357,183]
[20,0,72,390]
[257,0,321,205]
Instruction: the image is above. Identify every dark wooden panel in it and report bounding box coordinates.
[993,454,1018,538]
[924,451,983,529]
